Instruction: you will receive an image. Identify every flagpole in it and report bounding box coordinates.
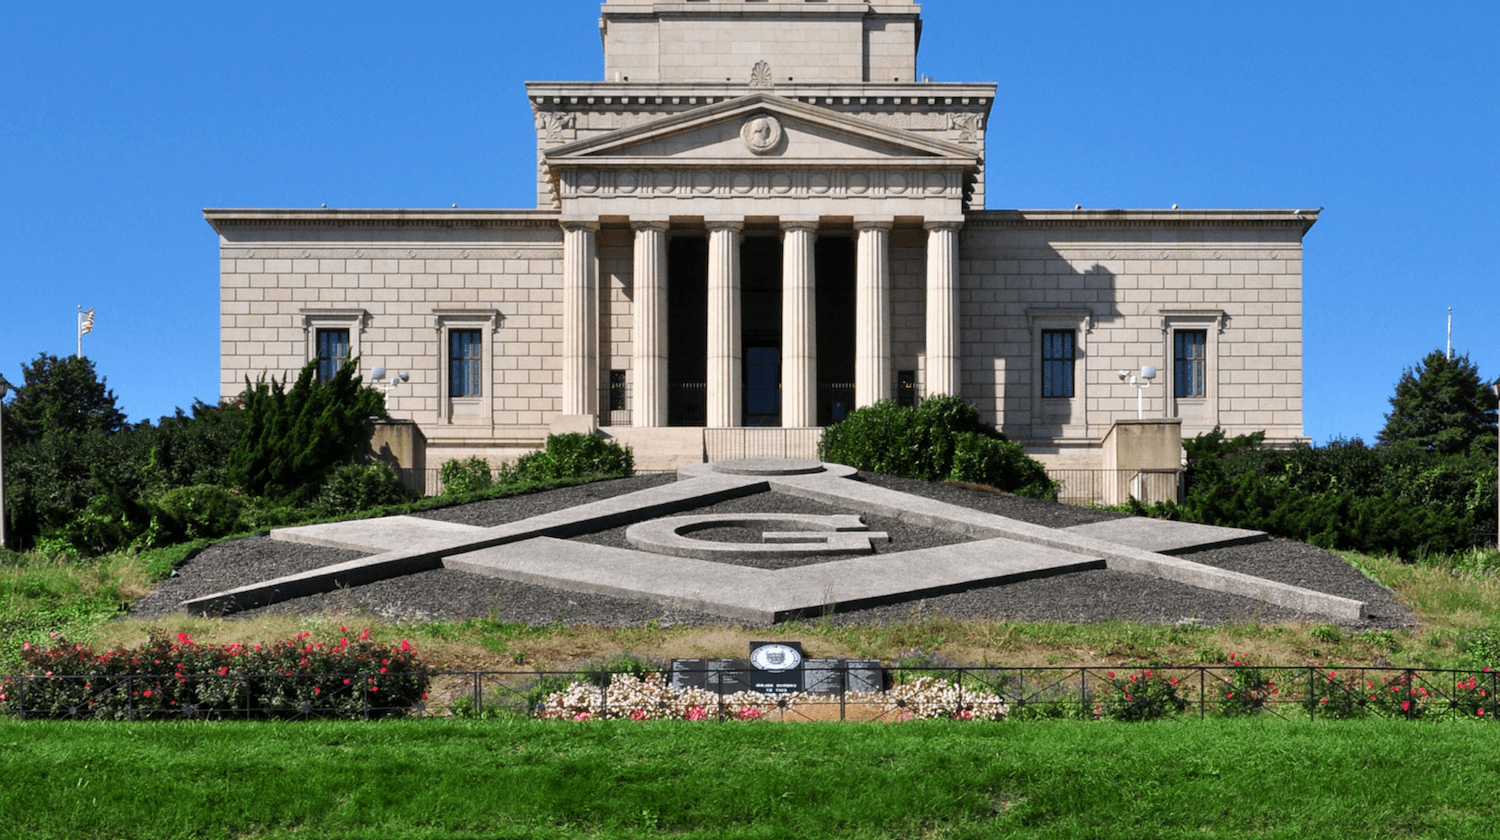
[78,305,83,358]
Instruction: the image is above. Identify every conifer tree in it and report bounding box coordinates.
[226,360,386,499]
[1377,350,1497,455]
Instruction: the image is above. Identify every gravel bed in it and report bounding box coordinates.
[131,473,1412,629]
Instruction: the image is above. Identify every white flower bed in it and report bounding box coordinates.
[537,673,1007,721]
[848,676,1009,721]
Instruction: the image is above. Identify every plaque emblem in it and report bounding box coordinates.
[741,115,782,156]
[749,643,802,672]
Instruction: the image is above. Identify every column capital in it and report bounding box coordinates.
[704,216,745,232]
[779,216,821,232]
[560,217,600,233]
[923,217,966,232]
[630,217,671,232]
[853,216,895,232]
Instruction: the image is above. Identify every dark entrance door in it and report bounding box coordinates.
[744,346,781,426]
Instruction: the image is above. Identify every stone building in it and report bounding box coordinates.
[208,0,1314,487]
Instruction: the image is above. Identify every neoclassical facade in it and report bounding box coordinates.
[209,0,1314,476]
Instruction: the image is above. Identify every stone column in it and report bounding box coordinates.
[631,219,670,427]
[924,219,963,399]
[706,218,743,428]
[781,218,818,428]
[560,220,599,418]
[854,218,893,408]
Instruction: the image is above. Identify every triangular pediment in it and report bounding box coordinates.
[545,93,978,168]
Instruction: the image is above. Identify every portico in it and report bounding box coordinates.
[546,93,975,434]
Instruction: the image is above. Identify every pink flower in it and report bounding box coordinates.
[177,632,191,643]
[574,711,591,721]
[686,706,708,721]
[629,709,647,721]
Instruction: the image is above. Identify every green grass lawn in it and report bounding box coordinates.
[4,717,1498,839]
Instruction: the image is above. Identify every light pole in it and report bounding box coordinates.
[1118,366,1159,420]
[0,372,11,551]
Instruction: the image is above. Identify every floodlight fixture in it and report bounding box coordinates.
[1121,366,1155,420]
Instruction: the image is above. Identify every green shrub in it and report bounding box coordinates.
[314,462,412,516]
[515,434,633,483]
[1153,428,1493,559]
[45,489,152,557]
[145,484,246,546]
[948,432,1055,498]
[819,395,1054,496]
[439,457,496,496]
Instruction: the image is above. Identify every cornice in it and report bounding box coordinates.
[203,209,561,233]
[525,82,995,116]
[967,209,1320,232]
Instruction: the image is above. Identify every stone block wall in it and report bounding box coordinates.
[959,212,1308,462]
[215,214,566,454]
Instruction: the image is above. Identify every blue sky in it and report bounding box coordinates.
[2,1,1495,443]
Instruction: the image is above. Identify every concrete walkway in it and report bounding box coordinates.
[182,458,1365,621]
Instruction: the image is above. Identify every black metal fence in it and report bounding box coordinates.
[7,665,1497,723]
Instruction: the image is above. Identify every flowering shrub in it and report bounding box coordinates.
[1366,671,1431,719]
[1449,669,1496,718]
[849,675,1007,721]
[1096,669,1188,722]
[1306,669,1369,720]
[535,672,805,721]
[0,629,427,720]
[1214,655,1280,717]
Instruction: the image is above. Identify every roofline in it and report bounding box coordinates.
[202,208,561,233]
[525,81,996,118]
[969,208,1320,232]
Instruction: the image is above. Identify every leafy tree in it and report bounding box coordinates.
[226,359,386,499]
[2,353,126,446]
[1378,350,1497,456]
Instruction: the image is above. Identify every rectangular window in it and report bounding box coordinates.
[449,329,483,397]
[1175,330,1207,398]
[608,370,628,411]
[316,328,350,383]
[896,370,916,408]
[1041,330,1075,398]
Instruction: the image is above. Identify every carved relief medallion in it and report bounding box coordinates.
[741,115,782,155]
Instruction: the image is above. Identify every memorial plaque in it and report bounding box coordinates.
[746,641,804,694]
[671,645,884,696]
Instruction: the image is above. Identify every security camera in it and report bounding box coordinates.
[1117,370,1129,382]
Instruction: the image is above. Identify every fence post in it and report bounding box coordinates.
[1309,667,1316,722]
[957,667,965,718]
[839,661,847,722]
[1199,667,1206,720]
[1080,668,1088,719]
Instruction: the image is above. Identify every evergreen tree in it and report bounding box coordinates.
[226,359,386,499]
[2,353,127,446]
[1377,350,1497,455]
